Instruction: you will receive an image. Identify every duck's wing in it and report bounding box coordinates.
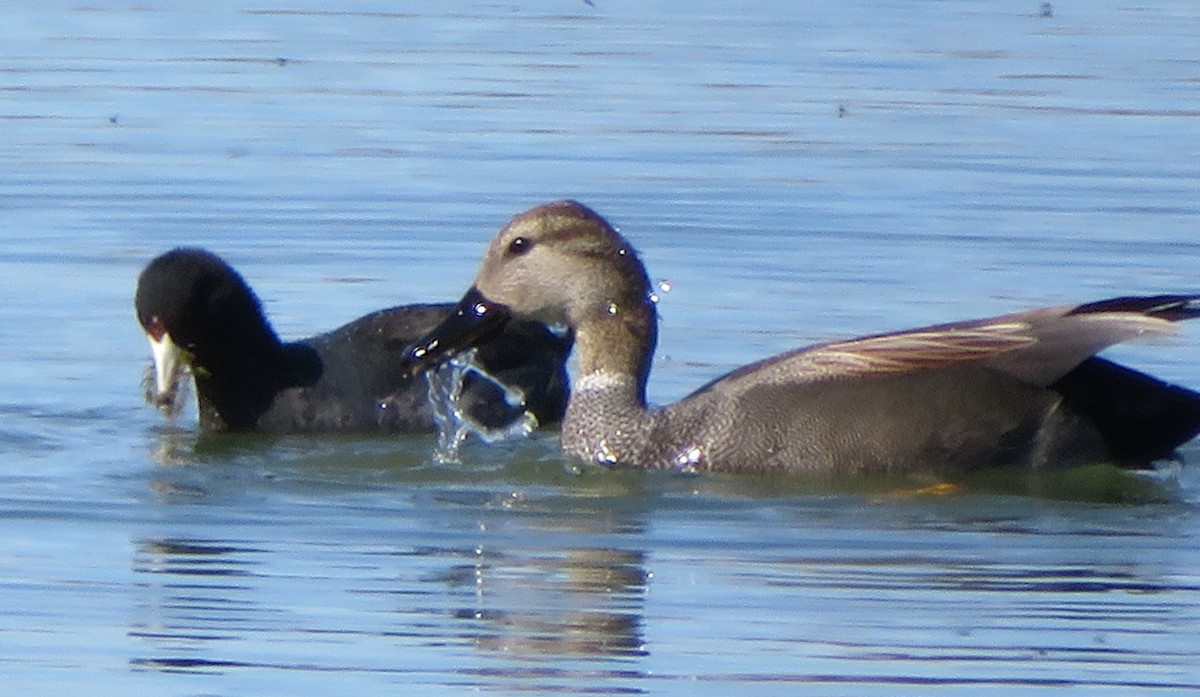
[690,295,1200,400]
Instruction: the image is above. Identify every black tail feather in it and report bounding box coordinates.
[1051,357,1200,468]
[1068,295,1200,322]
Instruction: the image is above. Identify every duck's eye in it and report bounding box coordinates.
[507,236,532,256]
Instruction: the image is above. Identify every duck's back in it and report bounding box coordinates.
[654,365,1098,475]
[250,304,446,432]
[253,304,571,434]
[653,366,1098,475]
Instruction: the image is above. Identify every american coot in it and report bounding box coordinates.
[403,200,1200,475]
[135,247,571,434]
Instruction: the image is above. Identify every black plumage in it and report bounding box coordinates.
[135,248,570,433]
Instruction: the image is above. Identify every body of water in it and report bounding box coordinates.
[3,1,1200,693]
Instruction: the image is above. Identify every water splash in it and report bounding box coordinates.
[425,348,538,464]
[141,361,190,421]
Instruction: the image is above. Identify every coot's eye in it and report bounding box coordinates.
[508,236,532,256]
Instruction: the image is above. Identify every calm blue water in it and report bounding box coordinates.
[3,1,1200,694]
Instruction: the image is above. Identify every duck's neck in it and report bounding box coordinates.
[192,324,294,430]
[561,296,658,465]
[575,291,657,400]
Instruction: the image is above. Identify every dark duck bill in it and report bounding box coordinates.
[405,286,513,374]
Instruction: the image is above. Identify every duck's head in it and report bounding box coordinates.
[134,248,275,410]
[406,200,655,376]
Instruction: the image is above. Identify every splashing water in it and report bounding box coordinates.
[141,361,190,421]
[425,348,538,464]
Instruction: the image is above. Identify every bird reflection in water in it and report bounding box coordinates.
[128,538,265,672]
[444,544,649,658]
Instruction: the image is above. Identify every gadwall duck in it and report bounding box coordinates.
[135,247,571,433]
[403,200,1200,475]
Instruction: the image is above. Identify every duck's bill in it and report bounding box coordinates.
[143,333,188,416]
[404,286,512,376]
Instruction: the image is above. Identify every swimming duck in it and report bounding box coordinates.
[403,200,1200,474]
[135,247,571,433]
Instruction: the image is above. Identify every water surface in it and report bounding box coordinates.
[3,1,1200,694]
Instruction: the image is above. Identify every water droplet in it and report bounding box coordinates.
[649,279,671,304]
[593,440,619,467]
[607,302,619,315]
[672,445,705,473]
